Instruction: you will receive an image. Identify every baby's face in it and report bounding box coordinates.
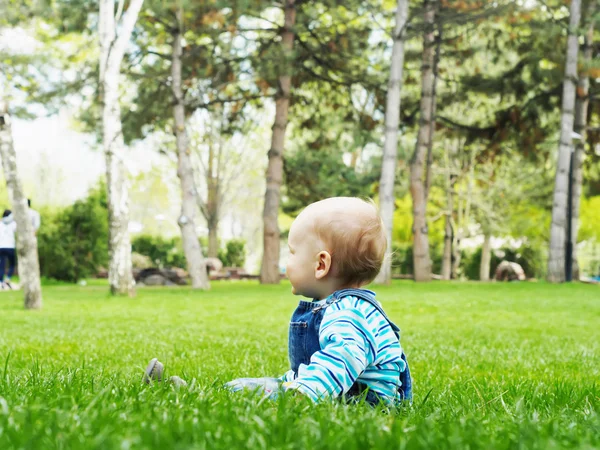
[286,211,321,298]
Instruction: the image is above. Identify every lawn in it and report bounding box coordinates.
[0,281,598,449]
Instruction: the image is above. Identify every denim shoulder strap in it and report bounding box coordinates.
[332,288,401,340]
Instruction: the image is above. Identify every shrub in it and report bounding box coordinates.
[218,239,246,268]
[132,235,246,270]
[37,183,109,282]
[131,252,153,269]
[462,241,547,280]
[131,235,186,269]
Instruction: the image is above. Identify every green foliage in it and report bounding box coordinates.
[0,282,599,448]
[462,242,547,280]
[37,183,108,282]
[578,241,600,277]
[120,0,261,144]
[131,235,187,269]
[578,196,600,242]
[390,243,444,276]
[218,239,246,268]
[282,147,378,216]
[133,235,246,269]
[391,195,445,248]
[7,0,600,286]
[391,196,414,244]
[390,243,413,275]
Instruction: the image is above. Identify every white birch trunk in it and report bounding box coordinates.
[409,0,437,282]
[260,0,296,284]
[441,140,454,280]
[0,101,42,309]
[99,0,144,295]
[480,233,492,281]
[172,6,210,290]
[547,0,581,282]
[375,0,409,285]
[571,6,595,280]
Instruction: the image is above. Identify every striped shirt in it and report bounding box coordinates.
[280,294,406,403]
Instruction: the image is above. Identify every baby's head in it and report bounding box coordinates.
[286,197,386,299]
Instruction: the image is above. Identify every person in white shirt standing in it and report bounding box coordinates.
[0,209,17,290]
[28,199,41,234]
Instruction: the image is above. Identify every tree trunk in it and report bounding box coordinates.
[375,0,408,285]
[451,148,474,279]
[99,0,144,296]
[441,200,453,280]
[571,6,594,281]
[451,234,461,279]
[208,223,219,259]
[547,0,581,282]
[409,0,437,282]
[206,141,219,259]
[480,233,492,281]
[441,140,454,280]
[172,6,210,290]
[0,102,43,310]
[441,213,452,280]
[260,0,296,284]
[350,147,362,169]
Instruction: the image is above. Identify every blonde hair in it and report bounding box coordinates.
[311,198,387,286]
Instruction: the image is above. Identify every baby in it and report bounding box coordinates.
[145,197,411,405]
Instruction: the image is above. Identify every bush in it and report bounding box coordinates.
[462,241,547,280]
[37,183,109,282]
[131,235,186,269]
[131,252,153,269]
[218,239,246,268]
[132,235,246,270]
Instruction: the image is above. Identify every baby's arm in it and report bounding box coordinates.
[283,304,375,401]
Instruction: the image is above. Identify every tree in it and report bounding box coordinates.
[374,0,409,285]
[282,142,378,217]
[547,0,581,282]
[0,1,44,309]
[171,3,210,290]
[260,0,296,284]
[189,108,256,260]
[204,135,220,259]
[440,137,459,280]
[571,2,597,280]
[99,0,144,295]
[410,0,439,282]
[0,101,42,309]
[121,0,261,267]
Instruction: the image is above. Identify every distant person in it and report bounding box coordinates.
[143,197,412,406]
[28,199,41,234]
[0,209,17,290]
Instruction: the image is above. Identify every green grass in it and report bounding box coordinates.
[0,281,598,449]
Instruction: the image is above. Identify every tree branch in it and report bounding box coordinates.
[146,50,171,60]
[108,0,145,69]
[185,93,269,111]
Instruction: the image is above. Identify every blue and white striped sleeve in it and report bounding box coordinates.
[279,369,296,382]
[284,301,375,401]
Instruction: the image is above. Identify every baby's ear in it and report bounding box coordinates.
[315,251,332,280]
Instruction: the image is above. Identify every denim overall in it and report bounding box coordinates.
[289,288,412,404]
